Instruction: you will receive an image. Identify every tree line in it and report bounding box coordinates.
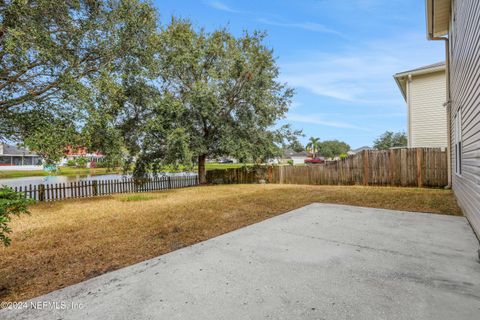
[288,131,407,159]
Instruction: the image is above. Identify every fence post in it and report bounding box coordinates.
[38,184,45,202]
[168,176,171,189]
[389,149,395,186]
[92,180,98,196]
[416,148,423,187]
[363,150,369,186]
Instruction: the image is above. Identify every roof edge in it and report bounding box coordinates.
[393,62,445,78]
[393,62,445,100]
[393,75,407,101]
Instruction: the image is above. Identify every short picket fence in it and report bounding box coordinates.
[13,176,199,202]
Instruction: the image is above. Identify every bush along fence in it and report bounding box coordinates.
[12,176,199,202]
[206,148,448,188]
[206,166,270,184]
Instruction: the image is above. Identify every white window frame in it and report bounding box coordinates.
[454,109,462,176]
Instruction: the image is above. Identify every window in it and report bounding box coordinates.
[12,156,23,165]
[454,109,462,176]
[0,156,11,165]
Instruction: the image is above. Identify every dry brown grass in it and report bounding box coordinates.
[0,184,461,303]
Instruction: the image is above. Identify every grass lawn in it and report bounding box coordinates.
[0,167,122,179]
[0,184,461,302]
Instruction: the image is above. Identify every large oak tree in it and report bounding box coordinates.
[124,19,297,183]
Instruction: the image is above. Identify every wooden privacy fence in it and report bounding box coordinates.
[13,176,199,202]
[206,148,448,188]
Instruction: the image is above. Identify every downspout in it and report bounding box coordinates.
[443,38,452,189]
[407,75,413,148]
[429,37,451,188]
[428,0,452,188]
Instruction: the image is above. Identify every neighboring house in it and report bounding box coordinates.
[282,149,310,165]
[347,146,372,155]
[394,62,447,148]
[426,0,480,236]
[0,143,43,170]
[207,157,238,163]
[61,146,104,166]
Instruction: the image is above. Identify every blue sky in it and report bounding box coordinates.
[153,0,445,149]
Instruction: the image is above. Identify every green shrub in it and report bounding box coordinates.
[287,160,294,166]
[74,157,88,168]
[66,159,76,167]
[95,158,124,169]
[94,161,106,168]
[0,186,33,246]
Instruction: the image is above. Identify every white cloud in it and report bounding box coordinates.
[280,32,444,106]
[205,1,341,36]
[257,18,340,35]
[287,113,369,131]
[206,1,238,13]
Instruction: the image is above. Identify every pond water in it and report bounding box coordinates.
[0,172,197,188]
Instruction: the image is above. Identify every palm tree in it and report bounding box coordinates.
[306,137,321,158]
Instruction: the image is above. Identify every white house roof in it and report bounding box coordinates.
[425,0,451,39]
[393,62,446,100]
[283,149,309,158]
[350,146,372,153]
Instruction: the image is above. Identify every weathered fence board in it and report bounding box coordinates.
[12,176,199,202]
[206,148,448,188]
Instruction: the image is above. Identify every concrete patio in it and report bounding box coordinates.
[1,203,479,320]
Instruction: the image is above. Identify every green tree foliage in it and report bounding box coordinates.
[2,5,300,178]
[0,0,159,163]
[74,157,88,168]
[318,140,351,159]
[373,131,407,150]
[0,186,32,246]
[288,138,305,153]
[66,159,77,167]
[80,0,161,168]
[121,19,296,183]
[21,115,80,165]
[306,137,321,157]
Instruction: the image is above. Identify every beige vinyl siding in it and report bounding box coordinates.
[408,71,448,148]
[449,0,480,237]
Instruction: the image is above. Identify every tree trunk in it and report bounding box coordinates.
[198,154,207,184]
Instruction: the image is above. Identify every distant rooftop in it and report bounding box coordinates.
[351,146,372,153]
[0,143,37,156]
[283,149,309,158]
[347,146,372,154]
